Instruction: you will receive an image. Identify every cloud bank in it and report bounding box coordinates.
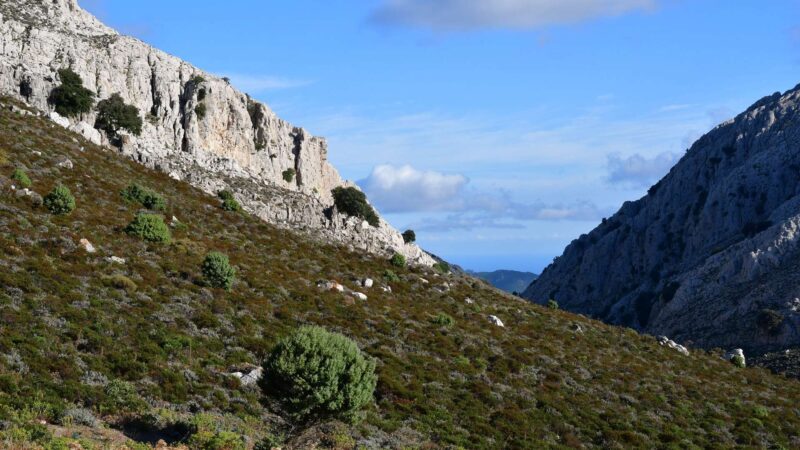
[359,164,606,230]
[370,0,658,31]
[606,151,681,187]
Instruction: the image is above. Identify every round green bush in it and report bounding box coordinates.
[121,183,166,211]
[125,213,171,243]
[260,325,377,422]
[402,229,416,244]
[390,253,406,268]
[44,184,76,215]
[11,168,31,188]
[202,251,236,290]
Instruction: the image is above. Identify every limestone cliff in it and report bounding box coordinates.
[525,84,800,355]
[0,0,434,265]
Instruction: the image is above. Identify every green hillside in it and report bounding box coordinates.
[1,97,800,449]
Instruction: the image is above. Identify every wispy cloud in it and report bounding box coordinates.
[359,164,608,231]
[606,151,681,187]
[369,0,658,31]
[221,74,312,94]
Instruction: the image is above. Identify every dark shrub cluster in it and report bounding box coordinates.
[49,68,94,117]
[331,186,379,227]
[218,190,241,212]
[121,183,166,211]
[260,326,377,423]
[282,168,295,183]
[402,229,416,244]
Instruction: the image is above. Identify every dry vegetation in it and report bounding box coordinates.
[1,97,800,449]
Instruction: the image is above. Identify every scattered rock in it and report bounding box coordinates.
[657,336,690,356]
[48,111,70,128]
[363,278,374,288]
[465,297,475,305]
[106,256,126,264]
[419,278,429,284]
[353,292,368,301]
[55,156,73,169]
[488,315,505,328]
[240,366,263,386]
[571,323,584,334]
[79,238,96,253]
[723,348,746,367]
[380,285,392,293]
[70,121,102,145]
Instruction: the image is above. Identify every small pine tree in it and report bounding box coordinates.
[548,299,559,310]
[120,183,165,211]
[218,190,241,212]
[11,168,31,188]
[95,93,143,137]
[49,68,94,117]
[44,184,76,215]
[125,213,171,243]
[402,229,416,244]
[202,251,236,291]
[260,326,377,423]
[195,103,207,119]
[282,168,296,183]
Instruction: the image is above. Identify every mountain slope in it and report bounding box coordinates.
[470,270,538,293]
[0,0,433,265]
[525,84,800,357]
[2,97,800,448]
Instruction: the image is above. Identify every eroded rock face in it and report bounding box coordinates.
[0,0,435,265]
[525,84,800,355]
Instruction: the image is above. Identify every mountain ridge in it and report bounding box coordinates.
[525,82,800,356]
[0,0,435,265]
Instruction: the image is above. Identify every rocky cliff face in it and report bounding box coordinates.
[0,0,434,265]
[525,84,800,355]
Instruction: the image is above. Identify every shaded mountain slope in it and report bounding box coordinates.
[470,270,538,294]
[525,84,800,356]
[2,98,800,448]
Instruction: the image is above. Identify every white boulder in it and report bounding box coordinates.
[488,315,505,328]
[657,336,690,356]
[79,238,96,253]
[48,111,70,128]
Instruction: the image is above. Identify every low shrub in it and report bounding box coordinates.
[44,185,76,215]
[383,269,400,283]
[402,229,416,244]
[102,380,144,415]
[432,313,455,327]
[434,262,450,274]
[125,213,171,243]
[331,186,379,227]
[11,168,31,188]
[102,274,137,292]
[195,103,207,120]
[732,354,746,368]
[202,251,236,291]
[282,168,295,183]
[61,408,97,427]
[49,68,94,117]
[260,325,377,423]
[189,430,245,450]
[121,183,166,211]
[548,300,559,310]
[390,253,406,268]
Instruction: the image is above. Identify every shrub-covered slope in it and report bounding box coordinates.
[2,98,800,449]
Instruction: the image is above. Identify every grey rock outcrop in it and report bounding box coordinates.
[0,0,434,265]
[525,84,800,355]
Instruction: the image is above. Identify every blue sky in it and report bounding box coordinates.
[82,0,800,272]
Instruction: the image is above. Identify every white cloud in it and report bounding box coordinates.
[606,151,681,187]
[358,164,468,212]
[221,74,312,93]
[370,0,658,31]
[359,164,607,230]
